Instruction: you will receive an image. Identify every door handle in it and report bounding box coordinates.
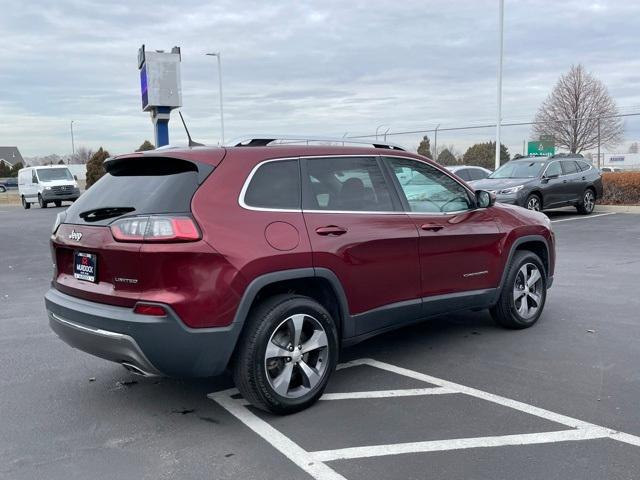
[421,223,444,232]
[315,225,347,236]
[582,176,586,180]
[562,179,568,183]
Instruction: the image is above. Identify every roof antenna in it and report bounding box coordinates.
[178,111,204,147]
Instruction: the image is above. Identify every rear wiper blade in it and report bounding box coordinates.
[79,207,135,221]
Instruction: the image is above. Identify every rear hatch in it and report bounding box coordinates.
[51,153,217,306]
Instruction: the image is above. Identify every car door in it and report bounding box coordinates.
[540,161,564,207]
[383,156,504,314]
[560,160,582,203]
[301,155,422,336]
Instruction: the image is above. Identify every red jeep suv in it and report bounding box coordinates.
[45,137,555,413]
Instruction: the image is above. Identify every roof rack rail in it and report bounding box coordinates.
[550,152,584,159]
[227,135,406,151]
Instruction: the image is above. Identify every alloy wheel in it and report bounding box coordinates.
[264,314,329,398]
[526,196,541,211]
[513,263,543,319]
[583,191,595,213]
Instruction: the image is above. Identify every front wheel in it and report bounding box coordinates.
[0,186,6,193]
[525,193,542,212]
[491,250,547,329]
[38,194,47,208]
[54,200,62,207]
[232,295,339,414]
[576,189,595,215]
[22,196,30,209]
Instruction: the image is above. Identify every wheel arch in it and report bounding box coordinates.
[230,268,350,353]
[497,235,551,295]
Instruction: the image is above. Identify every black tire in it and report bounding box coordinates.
[38,194,47,208]
[525,193,542,212]
[0,186,6,193]
[490,250,547,329]
[22,196,30,209]
[576,188,595,215]
[54,200,62,207]
[232,294,339,414]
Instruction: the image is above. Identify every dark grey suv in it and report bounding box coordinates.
[470,154,603,214]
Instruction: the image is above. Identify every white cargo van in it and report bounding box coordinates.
[18,166,81,209]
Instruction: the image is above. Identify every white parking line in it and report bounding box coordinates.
[210,388,348,480]
[311,428,609,462]
[209,358,640,480]
[551,212,616,223]
[320,387,455,401]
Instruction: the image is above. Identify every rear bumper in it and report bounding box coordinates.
[45,288,242,377]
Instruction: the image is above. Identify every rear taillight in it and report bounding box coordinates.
[110,216,200,243]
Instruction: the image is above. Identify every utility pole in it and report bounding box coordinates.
[597,118,601,168]
[434,124,440,161]
[70,120,75,158]
[495,0,504,170]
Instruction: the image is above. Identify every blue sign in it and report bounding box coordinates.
[140,66,148,110]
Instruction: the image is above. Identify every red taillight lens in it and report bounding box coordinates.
[133,304,167,316]
[110,216,200,243]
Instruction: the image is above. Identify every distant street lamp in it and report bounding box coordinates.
[70,120,75,158]
[206,52,225,145]
[375,124,389,140]
[495,0,505,170]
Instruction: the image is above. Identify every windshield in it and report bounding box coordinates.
[489,161,546,179]
[36,168,73,182]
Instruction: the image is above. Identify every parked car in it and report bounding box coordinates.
[18,165,81,209]
[45,136,555,414]
[446,165,492,182]
[600,167,622,173]
[0,177,18,192]
[469,154,602,214]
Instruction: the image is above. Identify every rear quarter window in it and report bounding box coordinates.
[243,160,301,210]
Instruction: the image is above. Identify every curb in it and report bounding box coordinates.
[595,205,640,214]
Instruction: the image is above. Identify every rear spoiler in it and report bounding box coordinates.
[104,156,214,185]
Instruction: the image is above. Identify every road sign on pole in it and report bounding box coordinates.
[527,140,555,157]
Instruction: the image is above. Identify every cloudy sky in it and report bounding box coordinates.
[1,0,639,158]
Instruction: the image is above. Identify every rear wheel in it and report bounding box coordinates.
[491,250,547,329]
[22,196,30,209]
[232,295,339,414]
[38,194,47,208]
[54,200,62,207]
[0,186,6,193]
[525,193,542,212]
[576,188,595,215]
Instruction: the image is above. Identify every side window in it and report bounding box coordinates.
[561,160,578,175]
[545,162,562,177]
[243,160,300,209]
[303,157,394,212]
[386,157,472,213]
[577,161,591,172]
[469,168,489,181]
[455,169,470,181]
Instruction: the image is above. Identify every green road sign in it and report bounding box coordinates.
[527,140,555,157]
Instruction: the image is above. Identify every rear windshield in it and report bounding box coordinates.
[37,168,73,182]
[64,157,213,225]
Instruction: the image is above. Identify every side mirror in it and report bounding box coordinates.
[74,175,78,181]
[475,190,495,208]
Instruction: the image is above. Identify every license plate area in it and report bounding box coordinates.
[74,252,98,283]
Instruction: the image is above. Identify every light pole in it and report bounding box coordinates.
[70,120,75,158]
[206,52,225,145]
[375,124,389,140]
[495,0,504,170]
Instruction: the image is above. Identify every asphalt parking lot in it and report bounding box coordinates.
[1,205,639,479]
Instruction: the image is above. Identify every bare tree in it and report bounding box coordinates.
[532,64,623,153]
[70,146,94,164]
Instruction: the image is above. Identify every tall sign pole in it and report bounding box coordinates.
[495,0,504,170]
[138,45,183,147]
